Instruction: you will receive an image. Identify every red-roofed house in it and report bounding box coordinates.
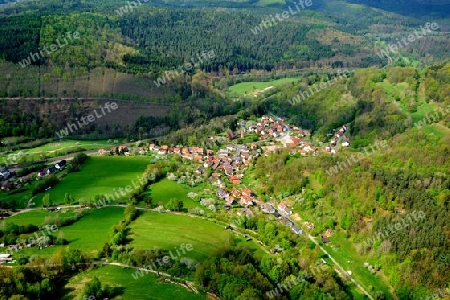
[242,188,254,198]
[231,187,241,198]
[240,194,253,206]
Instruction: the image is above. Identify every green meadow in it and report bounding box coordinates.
[130,212,231,261]
[2,209,78,226]
[227,77,300,97]
[8,207,124,258]
[57,207,123,253]
[64,264,205,300]
[34,156,150,206]
[0,179,40,208]
[410,103,438,123]
[256,0,285,5]
[149,179,203,209]
[323,231,393,299]
[0,140,112,162]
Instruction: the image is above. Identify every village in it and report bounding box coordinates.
[1,115,349,239]
[129,115,350,237]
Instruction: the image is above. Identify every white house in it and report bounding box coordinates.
[0,253,12,263]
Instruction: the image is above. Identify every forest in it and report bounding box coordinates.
[0,0,449,299]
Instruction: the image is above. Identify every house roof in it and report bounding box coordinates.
[241,194,253,205]
[217,189,228,197]
[242,187,252,196]
[232,187,241,197]
[291,224,303,234]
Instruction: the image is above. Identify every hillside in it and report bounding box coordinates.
[0,0,449,299]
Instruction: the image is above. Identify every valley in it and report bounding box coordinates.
[0,0,449,299]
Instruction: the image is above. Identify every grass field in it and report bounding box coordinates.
[64,264,205,300]
[130,212,231,261]
[2,208,78,226]
[0,180,40,208]
[410,103,437,123]
[256,0,285,5]
[9,207,124,258]
[324,231,393,299]
[0,140,112,162]
[149,179,203,209]
[227,77,300,97]
[34,156,150,206]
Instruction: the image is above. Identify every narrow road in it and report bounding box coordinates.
[305,233,374,300]
[270,203,375,300]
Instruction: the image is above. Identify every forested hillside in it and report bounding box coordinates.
[237,63,450,298]
[0,0,449,298]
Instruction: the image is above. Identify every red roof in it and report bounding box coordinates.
[242,188,252,197]
[241,195,253,205]
[231,187,241,198]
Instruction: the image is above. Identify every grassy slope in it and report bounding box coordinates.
[0,180,39,208]
[34,156,150,206]
[227,77,301,97]
[0,140,112,162]
[129,212,231,261]
[149,179,203,209]
[64,264,205,300]
[8,207,123,258]
[1,209,78,226]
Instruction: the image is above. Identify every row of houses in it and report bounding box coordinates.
[0,167,13,181]
[260,202,302,235]
[330,125,349,147]
[36,160,67,178]
[244,116,320,156]
[217,186,257,207]
[148,144,205,161]
[245,115,310,140]
[1,160,66,191]
[98,145,130,156]
[0,253,12,264]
